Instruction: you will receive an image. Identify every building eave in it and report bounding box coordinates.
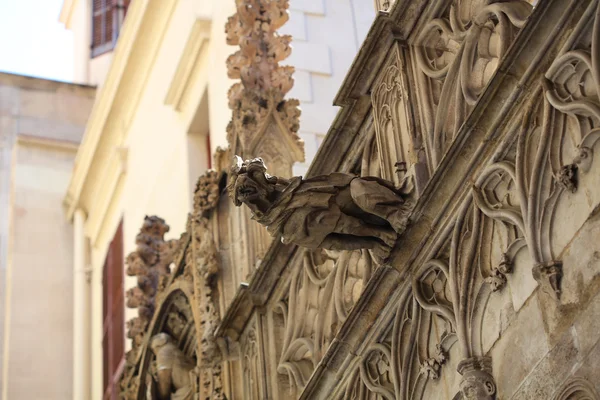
[59,0,76,29]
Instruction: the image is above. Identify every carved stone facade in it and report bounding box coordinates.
[121,0,600,399]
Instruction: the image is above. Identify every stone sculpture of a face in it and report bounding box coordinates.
[228,156,280,213]
[228,156,415,263]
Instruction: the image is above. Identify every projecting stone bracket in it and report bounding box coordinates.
[533,260,563,300]
[457,356,497,400]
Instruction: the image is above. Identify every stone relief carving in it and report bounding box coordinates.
[419,344,447,380]
[120,171,226,399]
[543,1,600,181]
[342,184,521,399]
[275,249,373,393]
[194,169,221,214]
[372,44,426,190]
[470,81,600,300]
[484,253,513,292]
[414,0,532,168]
[241,324,263,400]
[340,287,455,400]
[411,191,522,396]
[190,171,227,400]
[123,2,600,400]
[229,157,413,263]
[224,0,305,275]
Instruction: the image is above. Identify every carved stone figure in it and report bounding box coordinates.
[229,156,412,262]
[458,357,497,400]
[149,333,196,400]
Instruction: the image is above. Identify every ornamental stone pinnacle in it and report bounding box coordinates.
[225,0,304,177]
[124,216,178,351]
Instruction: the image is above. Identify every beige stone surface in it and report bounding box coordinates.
[5,143,76,399]
[0,73,94,400]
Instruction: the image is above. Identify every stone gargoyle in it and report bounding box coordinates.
[228,156,413,263]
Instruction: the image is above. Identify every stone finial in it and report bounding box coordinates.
[125,216,178,349]
[225,0,304,177]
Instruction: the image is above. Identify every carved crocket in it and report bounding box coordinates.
[228,156,412,263]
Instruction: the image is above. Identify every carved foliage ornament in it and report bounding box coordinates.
[125,216,178,350]
[225,0,303,162]
[190,170,227,399]
[193,169,221,217]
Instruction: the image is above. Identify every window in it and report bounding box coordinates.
[102,220,125,400]
[92,0,131,58]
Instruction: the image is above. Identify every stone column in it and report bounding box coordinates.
[457,356,497,400]
[73,208,91,400]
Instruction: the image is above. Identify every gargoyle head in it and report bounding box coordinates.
[228,156,279,211]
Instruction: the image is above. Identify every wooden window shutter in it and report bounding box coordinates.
[102,221,124,400]
[92,0,129,58]
[123,0,131,16]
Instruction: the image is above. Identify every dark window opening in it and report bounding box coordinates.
[91,0,131,58]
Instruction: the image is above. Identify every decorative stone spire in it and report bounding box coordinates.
[125,216,178,350]
[225,0,304,177]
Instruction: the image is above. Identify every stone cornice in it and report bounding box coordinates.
[0,71,96,92]
[16,134,79,153]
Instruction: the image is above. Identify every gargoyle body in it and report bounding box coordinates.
[229,157,412,262]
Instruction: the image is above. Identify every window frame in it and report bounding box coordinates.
[91,0,130,58]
